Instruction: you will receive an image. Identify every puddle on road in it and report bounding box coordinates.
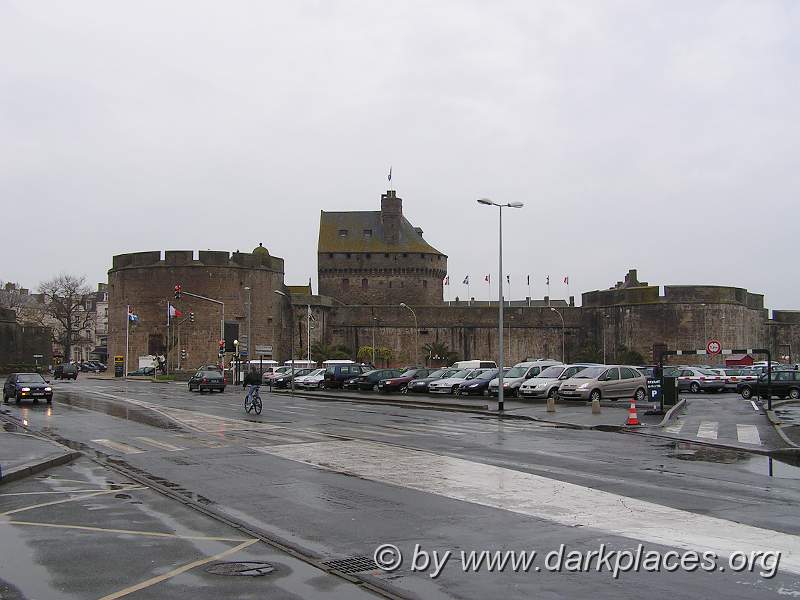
[57,393,182,431]
[3,422,19,432]
[666,441,800,479]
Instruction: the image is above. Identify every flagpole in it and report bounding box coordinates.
[527,275,531,307]
[547,277,551,306]
[125,304,129,379]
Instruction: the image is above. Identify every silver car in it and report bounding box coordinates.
[518,363,598,399]
[428,368,488,394]
[487,360,561,397]
[557,365,648,402]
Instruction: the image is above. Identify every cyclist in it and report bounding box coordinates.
[243,368,261,406]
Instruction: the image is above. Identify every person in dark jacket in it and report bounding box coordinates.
[243,368,261,403]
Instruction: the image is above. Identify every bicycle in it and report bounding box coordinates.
[244,385,262,415]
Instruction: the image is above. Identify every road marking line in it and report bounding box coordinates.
[751,400,760,411]
[97,538,259,600]
[0,488,137,497]
[736,424,762,445]
[3,521,252,542]
[133,437,185,452]
[663,422,684,434]
[259,440,800,574]
[0,487,146,516]
[696,421,718,440]
[92,439,146,454]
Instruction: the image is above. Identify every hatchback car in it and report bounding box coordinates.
[378,368,432,393]
[738,371,800,400]
[323,363,367,389]
[345,369,403,391]
[456,368,500,396]
[3,373,53,404]
[428,368,489,394]
[272,368,314,389]
[188,370,226,393]
[519,364,597,399]
[294,368,327,389]
[488,360,562,397]
[674,368,726,393]
[53,363,78,380]
[128,367,156,377]
[557,365,648,402]
[406,368,460,394]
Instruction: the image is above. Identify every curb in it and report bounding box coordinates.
[766,409,800,449]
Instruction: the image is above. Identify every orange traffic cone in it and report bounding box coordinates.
[626,399,640,426]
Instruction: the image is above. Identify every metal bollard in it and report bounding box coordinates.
[591,398,601,414]
[546,396,556,413]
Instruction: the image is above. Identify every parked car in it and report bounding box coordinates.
[378,368,433,393]
[294,368,327,389]
[323,363,368,389]
[53,363,78,380]
[488,360,562,397]
[674,368,726,393]
[519,363,598,399]
[456,368,501,396]
[428,368,489,395]
[344,369,403,391]
[127,367,155,377]
[262,365,293,383]
[738,371,800,400]
[406,368,461,394]
[272,368,315,389]
[451,360,498,369]
[188,369,226,393]
[719,368,758,390]
[557,365,648,402]
[3,373,53,404]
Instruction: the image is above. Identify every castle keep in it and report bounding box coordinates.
[107,190,800,370]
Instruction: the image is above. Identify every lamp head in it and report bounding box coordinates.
[400,302,408,307]
[508,202,524,208]
[477,198,493,206]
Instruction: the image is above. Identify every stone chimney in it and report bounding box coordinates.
[381,190,402,245]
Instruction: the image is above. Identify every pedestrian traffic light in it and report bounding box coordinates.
[189,311,195,323]
[174,284,182,300]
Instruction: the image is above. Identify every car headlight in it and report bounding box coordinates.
[578,383,589,389]
[21,387,31,392]
[45,387,52,391]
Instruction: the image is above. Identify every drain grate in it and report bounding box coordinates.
[205,561,274,577]
[323,556,379,574]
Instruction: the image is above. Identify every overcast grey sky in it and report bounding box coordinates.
[2,1,798,309]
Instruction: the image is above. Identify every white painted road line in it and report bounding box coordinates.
[663,422,684,434]
[92,439,145,454]
[257,440,800,574]
[133,437,185,452]
[736,424,762,445]
[696,421,718,440]
[750,400,760,412]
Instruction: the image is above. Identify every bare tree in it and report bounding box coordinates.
[37,275,93,361]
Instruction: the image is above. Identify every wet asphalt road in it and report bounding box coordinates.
[2,378,800,599]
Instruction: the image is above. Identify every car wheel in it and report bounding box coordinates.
[373,384,379,392]
[741,387,753,399]
[2,392,7,403]
[689,382,700,394]
[547,388,557,399]
[635,388,646,402]
[790,388,800,400]
[590,390,601,403]
[15,393,22,404]
[46,398,52,405]
[401,386,408,394]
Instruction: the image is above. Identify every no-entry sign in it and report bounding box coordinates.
[706,340,722,355]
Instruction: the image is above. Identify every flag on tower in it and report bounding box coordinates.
[443,275,450,285]
[168,303,183,319]
[506,274,510,284]
[526,274,530,285]
[388,166,392,182]
[127,306,139,323]
[546,275,550,285]
[563,276,569,285]
[485,274,491,283]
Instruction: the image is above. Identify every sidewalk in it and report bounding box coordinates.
[0,412,81,484]
[768,400,800,448]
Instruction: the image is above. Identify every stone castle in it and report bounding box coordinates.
[107,190,800,369]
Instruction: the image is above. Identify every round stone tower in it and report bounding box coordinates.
[317,190,448,305]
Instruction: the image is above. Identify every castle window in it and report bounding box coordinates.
[402,253,407,258]
[366,253,371,259]
[342,278,350,290]
[338,229,349,238]
[363,229,373,238]
[361,278,368,289]
[329,253,334,258]
[389,281,392,289]
[420,254,424,259]
[346,253,351,259]
[384,253,389,258]
[423,280,428,288]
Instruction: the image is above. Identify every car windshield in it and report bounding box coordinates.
[699,369,719,376]
[309,369,325,376]
[17,374,46,383]
[465,370,486,380]
[478,369,499,379]
[538,366,565,378]
[449,370,470,379]
[200,371,219,377]
[505,366,528,378]
[428,369,447,378]
[573,367,606,379]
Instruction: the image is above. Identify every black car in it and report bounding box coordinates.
[405,368,460,393]
[344,369,403,391]
[323,363,368,389]
[272,368,314,389]
[456,368,500,396]
[738,371,800,400]
[127,367,156,377]
[3,373,53,404]
[53,363,78,380]
[188,369,226,393]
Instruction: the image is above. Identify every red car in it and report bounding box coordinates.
[377,368,432,393]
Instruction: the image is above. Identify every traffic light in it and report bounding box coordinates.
[189,311,195,323]
[218,339,225,356]
[174,284,182,300]
[180,349,187,361]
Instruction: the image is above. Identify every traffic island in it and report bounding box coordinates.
[0,413,81,484]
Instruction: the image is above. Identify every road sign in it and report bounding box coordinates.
[706,340,722,355]
[239,351,248,357]
[33,354,43,358]
[255,345,272,354]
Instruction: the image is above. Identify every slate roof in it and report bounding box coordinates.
[318,211,445,255]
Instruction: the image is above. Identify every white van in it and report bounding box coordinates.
[322,359,356,365]
[451,360,497,370]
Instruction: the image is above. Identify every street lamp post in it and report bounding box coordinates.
[399,303,419,366]
[233,339,240,385]
[550,307,565,362]
[244,286,251,369]
[477,198,524,413]
[273,290,294,396]
[372,316,380,367]
[602,314,610,364]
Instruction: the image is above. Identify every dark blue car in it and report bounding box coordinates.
[456,368,500,396]
[3,372,53,404]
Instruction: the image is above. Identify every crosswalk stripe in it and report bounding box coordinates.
[696,422,718,440]
[736,424,762,445]
[663,422,684,434]
[133,437,185,452]
[92,439,145,454]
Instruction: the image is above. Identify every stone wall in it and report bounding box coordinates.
[107,250,292,370]
[0,308,52,369]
